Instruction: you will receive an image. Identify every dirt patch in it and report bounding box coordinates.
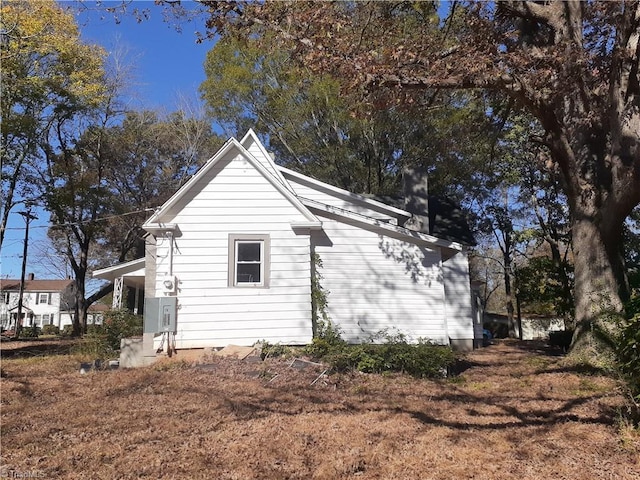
[1,340,638,479]
[0,338,78,358]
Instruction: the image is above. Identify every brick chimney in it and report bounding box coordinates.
[403,166,430,233]
[27,273,35,281]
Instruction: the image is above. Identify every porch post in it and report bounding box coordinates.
[133,286,140,314]
[113,276,124,309]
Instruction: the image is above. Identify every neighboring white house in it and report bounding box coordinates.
[94,130,482,352]
[0,275,76,330]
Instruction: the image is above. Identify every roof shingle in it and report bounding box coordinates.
[0,279,74,292]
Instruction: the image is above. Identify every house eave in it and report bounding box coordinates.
[92,258,146,283]
[142,223,182,236]
[290,221,323,231]
[301,197,463,255]
[278,165,413,220]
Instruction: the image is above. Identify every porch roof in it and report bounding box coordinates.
[8,305,33,312]
[92,258,145,289]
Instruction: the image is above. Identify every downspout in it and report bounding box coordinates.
[167,231,174,277]
[440,253,450,346]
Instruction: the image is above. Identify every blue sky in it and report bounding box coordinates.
[1,1,213,279]
[75,0,212,110]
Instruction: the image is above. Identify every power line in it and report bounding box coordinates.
[2,207,157,231]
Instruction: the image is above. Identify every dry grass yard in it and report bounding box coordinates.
[1,339,638,479]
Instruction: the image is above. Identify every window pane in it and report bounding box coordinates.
[236,264,261,283]
[237,242,261,262]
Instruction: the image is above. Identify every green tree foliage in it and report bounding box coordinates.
[2,1,222,336]
[200,33,497,198]
[201,34,400,195]
[624,207,640,291]
[516,256,574,318]
[0,0,106,248]
[473,110,575,330]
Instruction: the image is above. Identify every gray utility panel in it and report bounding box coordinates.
[144,297,177,333]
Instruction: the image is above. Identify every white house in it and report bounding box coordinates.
[94,130,483,352]
[0,275,76,330]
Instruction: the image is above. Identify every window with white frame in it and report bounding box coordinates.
[228,234,270,287]
[41,314,51,326]
[36,293,50,305]
[3,291,9,304]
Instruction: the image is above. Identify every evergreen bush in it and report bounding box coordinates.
[258,341,294,359]
[60,324,74,337]
[304,326,457,378]
[20,326,40,338]
[102,310,143,351]
[617,294,640,407]
[41,324,60,336]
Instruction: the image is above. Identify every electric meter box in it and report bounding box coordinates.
[144,297,177,333]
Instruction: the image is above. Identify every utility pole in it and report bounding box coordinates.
[13,208,37,340]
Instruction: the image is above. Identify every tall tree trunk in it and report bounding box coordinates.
[569,197,628,363]
[503,251,517,338]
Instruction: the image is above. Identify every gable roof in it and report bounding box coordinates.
[240,129,295,193]
[300,197,463,258]
[276,164,470,252]
[278,166,412,221]
[0,279,74,292]
[144,137,319,227]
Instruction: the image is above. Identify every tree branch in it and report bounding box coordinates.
[86,282,113,306]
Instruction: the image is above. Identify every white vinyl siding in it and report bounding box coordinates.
[137,132,473,351]
[442,249,474,341]
[153,152,313,348]
[313,216,448,344]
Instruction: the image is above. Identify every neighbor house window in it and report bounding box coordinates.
[228,234,270,287]
[41,314,51,326]
[3,292,9,304]
[36,293,50,305]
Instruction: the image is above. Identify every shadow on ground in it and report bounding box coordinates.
[0,338,78,358]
